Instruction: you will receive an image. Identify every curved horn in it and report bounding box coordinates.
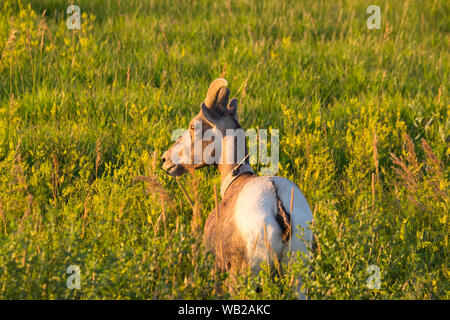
[204,78,228,109]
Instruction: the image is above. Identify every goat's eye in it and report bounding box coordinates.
[189,124,195,130]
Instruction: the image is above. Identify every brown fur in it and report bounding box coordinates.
[202,173,255,272]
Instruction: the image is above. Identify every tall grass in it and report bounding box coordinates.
[0,0,448,299]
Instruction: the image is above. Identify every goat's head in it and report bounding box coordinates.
[161,78,241,176]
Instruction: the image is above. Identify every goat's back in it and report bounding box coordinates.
[234,176,313,271]
[203,175,313,274]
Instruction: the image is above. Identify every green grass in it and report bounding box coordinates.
[0,0,448,299]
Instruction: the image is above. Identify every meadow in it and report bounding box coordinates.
[0,0,448,299]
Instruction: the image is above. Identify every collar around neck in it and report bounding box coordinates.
[220,163,254,198]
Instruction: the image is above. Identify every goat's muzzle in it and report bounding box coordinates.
[161,151,186,176]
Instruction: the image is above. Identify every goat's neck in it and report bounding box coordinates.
[218,163,236,185]
[217,134,249,185]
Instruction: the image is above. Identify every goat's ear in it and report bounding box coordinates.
[201,102,221,125]
[215,87,230,112]
[227,98,238,120]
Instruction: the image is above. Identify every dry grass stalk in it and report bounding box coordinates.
[12,155,27,191]
[371,172,375,207]
[135,173,176,235]
[25,28,33,63]
[118,199,125,220]
[95,138,102,179]
[421,139,447,200]
[161,199,167,238]
[390,151,417,193]
[220,64,227,78]
[373,130,380,181]
[189,169,202,237]
[390,134,429,194]
[12,137,26,187]
[19,194,33,232]
[11,142,36,232]
[263,223,282,277]
[81,194,90,237]
[237,78,249,99]
[436,86,443,104]
[160,24,169,52]
[224,0,232,14]
[51,153,59,202]
[405,134,419,171]
[38,10,48,51]
[135,151,177,235]
[153,212,162,236]
[175,215,180,234]
[175,177,194,210]
[0,199,6,236]
[219,240,225,270]
[251,232,259,253]
[391,135,447,210]
[214,184,219,220]
[289,187,294,252]
[126,64,131,88]
[311,204,321,256]
[421,139,444,182]
[151,150,157,171]
[133,175,176,210]
[383,21,392,42]
[0,18,17,64]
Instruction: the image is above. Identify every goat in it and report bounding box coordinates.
[161,78,313,297]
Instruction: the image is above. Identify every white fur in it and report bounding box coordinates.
[271,176,313,259]
[234,176,283,271]
[233,176,313,298]
[234,176,313,268]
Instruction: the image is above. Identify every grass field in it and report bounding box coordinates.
[0,0,448,299]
